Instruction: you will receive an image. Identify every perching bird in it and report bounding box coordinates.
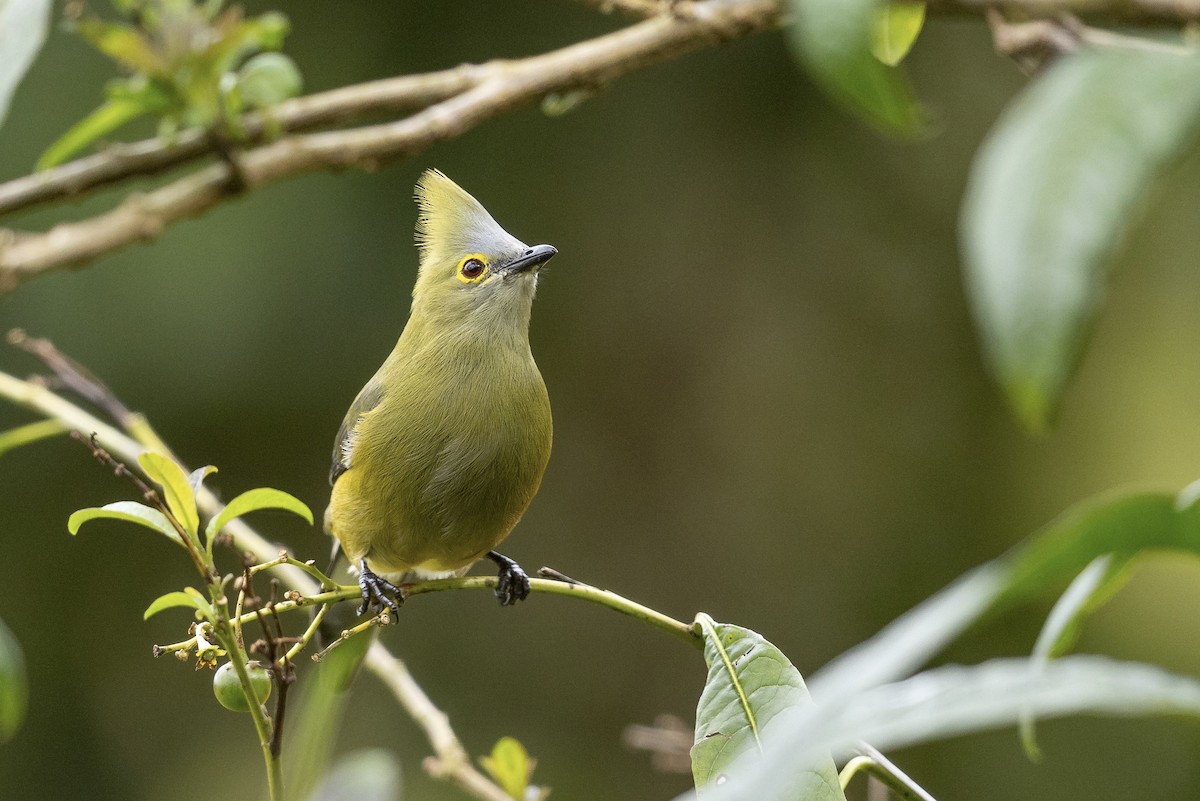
[325,169,556,615]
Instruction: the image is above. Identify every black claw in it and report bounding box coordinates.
[487,550,531,606]
[357,561,403,619]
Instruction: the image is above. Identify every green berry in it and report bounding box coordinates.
[213,661,272,712]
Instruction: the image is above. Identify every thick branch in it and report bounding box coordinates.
[0,0,782,293]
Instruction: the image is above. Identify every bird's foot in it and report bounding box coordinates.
[487,550,531,606]
[357,561,403,618]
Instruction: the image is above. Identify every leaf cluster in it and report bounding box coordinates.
[38,0,302,169]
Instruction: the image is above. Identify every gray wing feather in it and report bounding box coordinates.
[329,379,384,486]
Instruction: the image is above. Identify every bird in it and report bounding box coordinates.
[324,169,557,616]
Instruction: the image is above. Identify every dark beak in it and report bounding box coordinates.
[503,243,557,275]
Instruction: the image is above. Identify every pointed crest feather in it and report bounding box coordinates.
[415,169,503,259]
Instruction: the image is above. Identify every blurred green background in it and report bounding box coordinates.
[4,3,1200,799]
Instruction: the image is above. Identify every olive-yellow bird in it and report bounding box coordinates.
[325,169,556,615]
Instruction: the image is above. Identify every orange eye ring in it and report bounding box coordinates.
[456,254,489,283]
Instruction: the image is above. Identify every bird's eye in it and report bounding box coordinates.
[457,255,489,283]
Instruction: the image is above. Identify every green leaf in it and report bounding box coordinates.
[786,0,923,136]
[0,617,27,744]
[961,48,1200,431]
[143,590,209,620]
[870,1,925,66]
[0,419,68,457]
[138,452,199,537]
[305,749,401,801]
[68,500,182,545]
[1019,554,1133,760]
[207,11,291,76]
[479,737,536,800]
[235,52,302,108]
[37,96,149,170]
[0,0,52,130]
[75,19,165,74]
[694,485,1200,801]
[692,614,844,801]
[699,655,1200,801]
[204,487,313,542]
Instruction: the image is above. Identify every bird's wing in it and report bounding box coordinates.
[329,378,384,486]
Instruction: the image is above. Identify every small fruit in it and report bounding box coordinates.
[213,661,272,712]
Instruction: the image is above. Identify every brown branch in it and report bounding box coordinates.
[926,0,1200,23]
[0,65,484,217]
[0,0,782,294]
[1,0,1195,293]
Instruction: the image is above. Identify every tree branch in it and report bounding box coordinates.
[1,0,1196,293]
[0,0,783,293]
[925,0,1200,24]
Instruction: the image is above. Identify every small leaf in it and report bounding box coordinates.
[0,419,68,457]
[479,737,535,800]
[0,617,27,744]
[138,452,199,537]
[37,96,149,169]
[870,1,925,66]
[204,487,313,542]
[187,465,218,499]
[786,0,923,136]
[235,52,302,108]
[692,614,844,800]
[207,11,291,76]
[0,0,52,130]
[144,590,209,620]
[962,48,1200,430]
[305,749,401,801]
[68,500,182,545]
[75,19,165,74]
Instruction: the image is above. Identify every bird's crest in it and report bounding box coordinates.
[414,169,515,266]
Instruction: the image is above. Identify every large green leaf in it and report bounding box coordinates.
[786,0,922,136]
[961,48,1200,431]
[0,617,26,744]
[68,500,182,545]
[691,615,844,801]
[685,484,1200,801]
[203,487,313,543]
[0,0,52,130]
[138,452,199,537]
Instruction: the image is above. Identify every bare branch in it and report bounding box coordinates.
[0,0,783,293]
[0,65,483,217]
[927,0,1200,23]
[3,0,1199,293]
[366,644,514,801]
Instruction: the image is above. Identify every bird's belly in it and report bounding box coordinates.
[329,431,547,575]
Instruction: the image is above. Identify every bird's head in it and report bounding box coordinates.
[410,170,557,333]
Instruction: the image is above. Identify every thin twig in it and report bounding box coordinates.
[0,65,484,217]
[366,643,513,801]
[8,328,136,424]
[927,0,1200,24]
